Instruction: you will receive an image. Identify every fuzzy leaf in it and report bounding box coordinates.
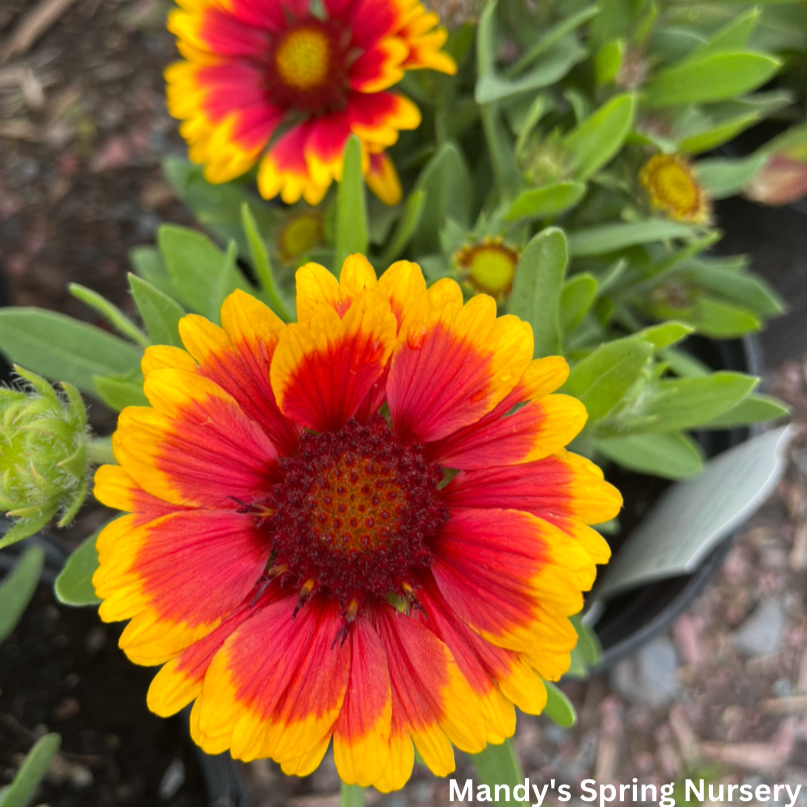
[334,136,369,275]
[0,546,44,643]
[0,309,142,399]
[643,51,781,109]
[0,733,61,807]
[129,274,186,348]
[506,182,587,222]
[543,682,576,727]
[564,94,637,180]
[568,220,694,257]
[54,528,102,607]
[702,393,790,428]
[563,339,654,423]
[508,228,568,358]
[594,432,705,479]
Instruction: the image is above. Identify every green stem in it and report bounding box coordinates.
[471,739,527,803]
[341,783,365,807]
[87,438,116,466]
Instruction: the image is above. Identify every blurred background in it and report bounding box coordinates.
[1,0,807,805]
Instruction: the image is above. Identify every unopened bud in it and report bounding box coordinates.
[0,367,90,547]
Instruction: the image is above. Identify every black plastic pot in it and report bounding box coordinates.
[0,525,248,807]
[590,334,764,671]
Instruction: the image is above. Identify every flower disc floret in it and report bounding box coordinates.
[266,416,447,602]
[93,256,622,790]
[640,153,711,223]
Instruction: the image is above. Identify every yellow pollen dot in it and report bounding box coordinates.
[275,28,331,91]
[640,153,710,223]
[278,212,323,263]
[455,239,520,299]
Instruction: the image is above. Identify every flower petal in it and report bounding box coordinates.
[93,509,270,665]
[441,452,622,529]
[387,280,534,444]
[373,607,486,786]
[295,256,378,328]
[116,373,279,509]
[366,151,402,206]
[430,508,584,680]
[258,122,330,206]
[377,260,427,332]
[425,357,584,469]
[193,595,350,763]
[333,616,393,786]
[147,583,282,717]
[346,91,421,148]
[416,576,547,725]
[271,289,397,432]
[177,292,300,457]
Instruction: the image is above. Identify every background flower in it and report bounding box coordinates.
[166,0,456,206]
[93,257,620,790]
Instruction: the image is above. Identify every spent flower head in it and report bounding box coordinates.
[639,153,711,224]
[0,367,89,548]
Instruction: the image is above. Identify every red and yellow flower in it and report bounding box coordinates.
[93,256,621,789]
[166,0,456,206]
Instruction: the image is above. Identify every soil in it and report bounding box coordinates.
[0,584,207,806]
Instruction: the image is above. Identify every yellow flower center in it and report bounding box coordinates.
[278,213,323,263]
[275,27,331,91]
[640,154,709,223]
[456,241,520,299]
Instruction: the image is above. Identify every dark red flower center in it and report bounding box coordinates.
[265,20,350,113]
[263,416,448,605]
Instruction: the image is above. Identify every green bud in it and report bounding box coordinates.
[519,132,573,187]
[0,367,90,548]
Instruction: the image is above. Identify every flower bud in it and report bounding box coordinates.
[0,367,89,547]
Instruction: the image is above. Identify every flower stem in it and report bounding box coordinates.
[87,438,116,466]
[471,739,527,803]
[341,783,365,807]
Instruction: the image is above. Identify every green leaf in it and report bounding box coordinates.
[692,8,760,57]
[685,266,785,317]
[649,297,762,338]
[632,321,695,350]
[411,144,472,254]
[679,112,761,155]
[564,94,637,180]
[0,733,61,807]
[702,393,790,428]
[54,530,102,607]
[241,204,292,321]
[508,228,568,358]
[68,284,150,348]
[568,220,694,257]
[594,432,705,479]
[643,51,781,109]
[506,182,587,222]
[563,339,653,423]
[696,154,768,198]
[566,615,603,678]
[129,246,177,298]
[471,739,525,799]
[476,37,588,104]
[158,225,244,321]
[560,274,598,335]
[601,372,759,435]
[0,309,142,399]
[595,38,625,86]
[129,274,186,348]
[508,5,600,77]
[93,374,148,411]
[334,135,369,276]
[0,547,44,643]
[381,190,426,264]
[543,682,576,727]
